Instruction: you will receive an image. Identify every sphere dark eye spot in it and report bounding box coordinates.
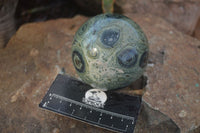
[139,51,148,68]
[78,23,88,36]
[117,48,138,68]
[72,39,78,45]
[101,29,120,48]
[72,51,85,73]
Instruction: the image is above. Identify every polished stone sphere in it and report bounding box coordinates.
[72,13,148,90]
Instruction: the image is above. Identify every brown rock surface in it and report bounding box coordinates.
[75,0,200,35]
[117,0,200,35]
[0,13,199,133]
[193,18,200,40]
[135,13,200,132]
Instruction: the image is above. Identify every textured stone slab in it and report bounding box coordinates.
[0,13,199,132]
[132,13,200,132]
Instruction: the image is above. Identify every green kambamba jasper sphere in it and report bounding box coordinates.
[72,13,148,90]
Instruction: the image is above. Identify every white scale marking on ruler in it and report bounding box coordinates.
[45,105,130,133]
[43,102,47,107]
[51,93,135,121]
[98,118,101,123]
[71,109,75,115]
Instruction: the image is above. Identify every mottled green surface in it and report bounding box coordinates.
[72,13,148,90]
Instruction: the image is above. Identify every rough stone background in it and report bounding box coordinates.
[75,0,200,36]
[116,0,200,35]
[0,13,200,133]
[0,0,18,48]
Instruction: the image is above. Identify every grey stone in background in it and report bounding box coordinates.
[117,0,200,35]
[135,101,180,133]
[74,0,200,35]
[0,0,18,48]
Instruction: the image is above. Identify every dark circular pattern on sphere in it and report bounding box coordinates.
[101,29,120,48]
[78,23,88,36]
[117,47,138,68]
[72,51,85,73]
[72,13,149,90]
[139,51,148,68]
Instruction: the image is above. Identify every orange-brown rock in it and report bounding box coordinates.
[0,13,199,133]
[137,13,200,132]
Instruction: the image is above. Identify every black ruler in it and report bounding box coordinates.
[39,74,141,133]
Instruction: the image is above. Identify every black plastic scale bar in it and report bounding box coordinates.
[39,74,141,133]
